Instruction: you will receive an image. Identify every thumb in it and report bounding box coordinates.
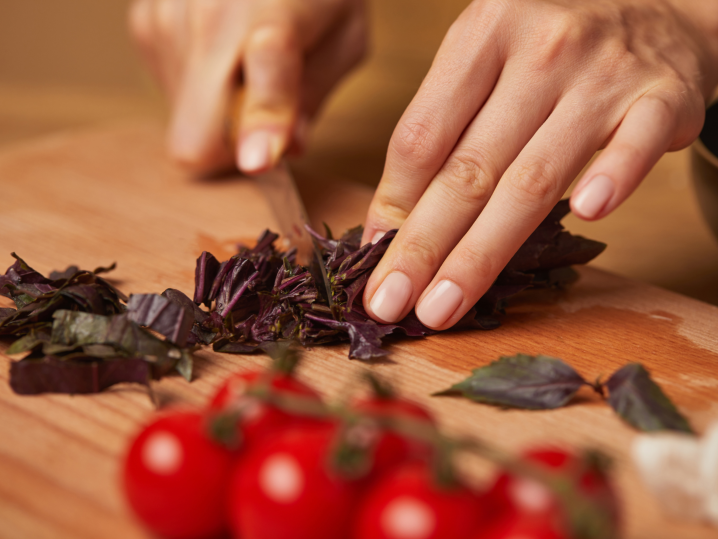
[237,20,302,175]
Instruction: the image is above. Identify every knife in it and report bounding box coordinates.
[255,162,314,264]
[256,163,335,309]
[226,88,334,308]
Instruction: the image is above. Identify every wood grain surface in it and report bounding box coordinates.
[1,123,717,539]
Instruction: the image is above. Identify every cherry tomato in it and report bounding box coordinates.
[353,460,483,539]
[227,424,359,539]
[353,394,435,478]
[123,410,234,539]
[209,369,324,448]
[483,448,619,537]
[475,513,568,539]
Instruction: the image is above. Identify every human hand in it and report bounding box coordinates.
[129,0,367,174]
[361,0,718,330]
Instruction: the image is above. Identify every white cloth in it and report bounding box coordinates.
[632,422,718,526]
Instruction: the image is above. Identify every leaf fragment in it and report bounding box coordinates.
[435,354,588,409]
[10,356,150,395]
[127,293,194,346]
[605,363,693,433]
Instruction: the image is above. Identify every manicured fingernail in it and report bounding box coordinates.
[239,130,272,173]
[416,280,464,328]
[572,174,614,219]
[369,272,413,323]
[372,231,386,244]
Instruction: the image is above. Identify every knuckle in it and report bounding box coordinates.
[439,151,496,204]
[247,22,299,56]
[508,156,559,205]
[612,140,648,164]
[465,0,512,28]
[452,243,495,282]
[642,92,677,123]
[399,233,442,270]
[371,191,412,227]
[645,89,700,149]
[390,113,445,170]
[154,0,180,41]
[531,11,586,70]
[128,0,155,45]
[188,0,224,39]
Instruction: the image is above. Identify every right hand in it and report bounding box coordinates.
[129,0,367,174]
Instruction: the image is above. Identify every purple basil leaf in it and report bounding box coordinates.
[91,262,118,276]
[0,255,126,340]
[51,310,192,379]
[0,307,15,323]
[213,258,256,317]
[307,226,340,252]
[194,251,221,306]
[10,356,150,395]
[606,363,693,433]
[7,328,52,355]
[127,293,194,346]
[60,285,108,314]
[435,354,588,409]
[343,272,369,309]
[248,230,280,256]
[338,225,363,251]
[212,339,261,354]
[305,312,390,360]
[0,253,54,298]
[162,288,209,323]
[48,266,80,281]
[505,200,606,274]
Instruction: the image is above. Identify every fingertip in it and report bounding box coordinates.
[371,231,387,245]
[415,280,464,330]
[128,0,153,46]
[237,129,286,174]
[365,271,414,324]
[570,174,615,221]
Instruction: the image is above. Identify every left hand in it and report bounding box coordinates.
[361,0,718,330]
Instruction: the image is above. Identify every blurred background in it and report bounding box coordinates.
[2,0,718,303]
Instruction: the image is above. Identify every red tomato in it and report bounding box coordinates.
[227,424,359,539]
[353,461,483,539]
[353,395,435,478]
[483,447,619,537]
[475,513,568,539]
[123,410,234,539]
[209,369,324,448]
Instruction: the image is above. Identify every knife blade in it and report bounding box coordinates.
[256,162,335,311]
[226,87,334,309]
[255,162,313,264]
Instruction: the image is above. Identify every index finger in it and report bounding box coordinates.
[360,2,506,245]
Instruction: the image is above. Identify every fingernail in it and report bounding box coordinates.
[369,272,413,323]
[572,174,614,219]
[416,280,464,328]
[372,231,386,244]
[239,130,273,173]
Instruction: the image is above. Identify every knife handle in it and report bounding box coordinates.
[224,86,246,150]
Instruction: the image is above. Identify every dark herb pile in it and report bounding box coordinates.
[0,200,605,395]
[191,200,604,359]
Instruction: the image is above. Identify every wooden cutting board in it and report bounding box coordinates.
[1,122,717,539]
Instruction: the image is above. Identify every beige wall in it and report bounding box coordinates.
[0,0,144,91]
[0,0,472,163]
